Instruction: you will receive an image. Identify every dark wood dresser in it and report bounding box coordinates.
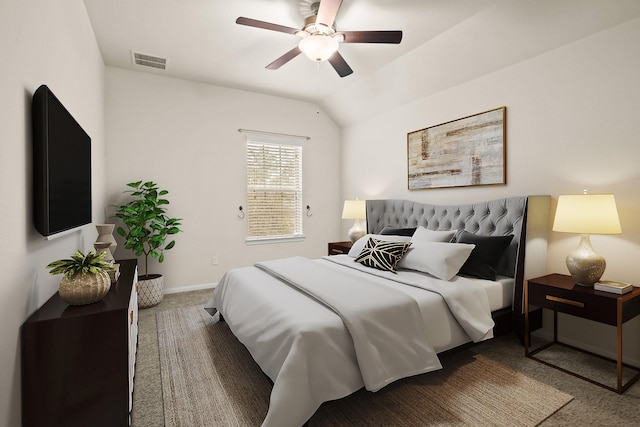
[21,259,138,427]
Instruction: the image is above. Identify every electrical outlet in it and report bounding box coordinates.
[211,257,219,265]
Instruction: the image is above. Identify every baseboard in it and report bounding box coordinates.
[164,282,217,295]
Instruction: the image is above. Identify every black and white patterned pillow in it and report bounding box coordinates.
[354,237,412,273]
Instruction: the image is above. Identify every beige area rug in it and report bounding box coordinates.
[157,306,573,427]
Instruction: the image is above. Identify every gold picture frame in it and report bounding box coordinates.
[407,107,506,190]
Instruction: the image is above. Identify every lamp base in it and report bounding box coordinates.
[348,220,365,243]
[566,234,606,287]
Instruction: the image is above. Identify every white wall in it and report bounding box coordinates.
[340,18,640,362]
[104,67,342,291]
[2,3,637,424]
[0,1,105,426]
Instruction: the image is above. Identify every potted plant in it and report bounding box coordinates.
[114,181,182,308]
[46,250,114,305]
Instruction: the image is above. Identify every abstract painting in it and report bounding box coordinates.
[408,107,506,190]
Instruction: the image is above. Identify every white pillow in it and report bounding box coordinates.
[411,226,457,243]
[348,234,411,257]
[397,241,475,281]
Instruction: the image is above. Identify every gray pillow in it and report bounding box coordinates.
[411,227,457,243]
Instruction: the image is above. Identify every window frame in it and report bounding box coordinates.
[244,133,305,244]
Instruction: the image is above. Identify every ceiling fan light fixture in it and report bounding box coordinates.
[298,35,339,62]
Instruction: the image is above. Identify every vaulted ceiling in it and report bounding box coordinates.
[84,0,640,126]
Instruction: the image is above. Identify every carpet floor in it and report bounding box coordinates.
[157,306,572,426]
[131,290,640,427]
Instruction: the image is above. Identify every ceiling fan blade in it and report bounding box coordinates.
[266,47,302,70]
[236,17,300,35]
[316,0,343,28]
[340,30,403,44]
[328,52,353,78]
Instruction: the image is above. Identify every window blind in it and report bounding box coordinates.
[246,138,303,242]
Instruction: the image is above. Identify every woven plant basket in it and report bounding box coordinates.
[138,274,164,308]
[58,270,111,305]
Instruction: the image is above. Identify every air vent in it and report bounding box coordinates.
[131,52,167,70]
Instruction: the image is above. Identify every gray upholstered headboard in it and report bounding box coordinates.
[366,196,528,280]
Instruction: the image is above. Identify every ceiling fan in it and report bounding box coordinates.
[236,0,403,77]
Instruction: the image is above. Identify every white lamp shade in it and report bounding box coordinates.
[553,194,621,235]
[298,35,339,62]
[342,200,366,220]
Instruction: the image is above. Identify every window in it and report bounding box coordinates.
[245,135,304,243]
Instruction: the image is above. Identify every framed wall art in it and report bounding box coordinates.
[407,107,506,190]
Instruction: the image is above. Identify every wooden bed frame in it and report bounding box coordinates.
[365,196,544,341]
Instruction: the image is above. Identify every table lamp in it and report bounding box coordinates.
[342,199,366,242]
[552,193,621,286]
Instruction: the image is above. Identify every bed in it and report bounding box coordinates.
[205,196,533,427]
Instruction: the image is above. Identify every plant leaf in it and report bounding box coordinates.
[112,180,182,275]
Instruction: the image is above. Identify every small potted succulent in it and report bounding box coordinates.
[113,181,182,308]
[46,250,114,305]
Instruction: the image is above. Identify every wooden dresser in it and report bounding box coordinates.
[22,259,138,427]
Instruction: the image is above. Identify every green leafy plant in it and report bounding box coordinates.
[46,250,114,279]
[113,181,182,278]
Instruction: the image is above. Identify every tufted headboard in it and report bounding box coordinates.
[366,197,529,319]
[365,196,553,340]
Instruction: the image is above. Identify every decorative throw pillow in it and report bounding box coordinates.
[410,226,457,243]
[454,231,513,280]
[348,234,411,257]
[397,241,475,281]
[354,237,412,273]
[379,226,417,237]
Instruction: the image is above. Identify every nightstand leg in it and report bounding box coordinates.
[553,310,558,342]
[617,299,623,392]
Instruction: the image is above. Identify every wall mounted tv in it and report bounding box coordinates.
[32,85,92,238]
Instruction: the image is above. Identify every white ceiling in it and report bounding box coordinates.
[83,0,491,100]
[84,0,640,125]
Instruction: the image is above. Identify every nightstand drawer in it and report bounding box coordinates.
[528,280,618,325]
[328,241,353,256]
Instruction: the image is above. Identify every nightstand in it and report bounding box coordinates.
[328,241,353,255]
[525,273,640,393]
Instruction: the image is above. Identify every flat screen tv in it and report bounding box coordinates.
[32,85,92,237]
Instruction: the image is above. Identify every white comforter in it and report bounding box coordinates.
[205,255,494,427]
[255,257,441,392]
